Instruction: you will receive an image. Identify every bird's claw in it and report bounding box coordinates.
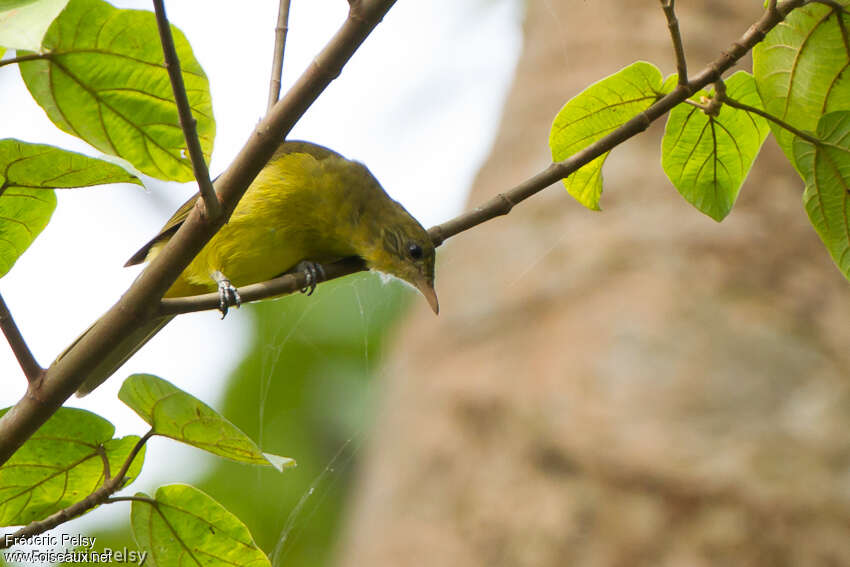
[297,261,325,296]
[217,278,241,319]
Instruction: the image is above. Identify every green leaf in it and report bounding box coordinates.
[753,1,850,168]
[794,111,850,280]
[119,375,294,471]
[0,407,145,525]
[0,186,54,280]
[18,0,215,181]
[0,139,140,278]
[661,73,680,95]
[0,0,68,51]
[549,61,665,210]
[131,485,270,567]
[662,72,770,221]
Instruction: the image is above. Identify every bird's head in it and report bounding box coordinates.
[367,211,438,314]
[288,142,439,314]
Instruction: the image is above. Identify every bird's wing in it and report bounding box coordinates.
[123,140,343,267]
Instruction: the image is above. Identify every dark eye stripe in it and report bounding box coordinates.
[382,229,402,257]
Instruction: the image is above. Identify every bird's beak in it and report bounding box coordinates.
[413,275,439,315]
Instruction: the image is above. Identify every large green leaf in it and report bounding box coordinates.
[119,375,293,471]
[795,111,850,280]
[662,72,770,221]
[753,1,850,169]
[0,407,144,526]
[0,0,68,51]
[131,485,270,567]
[549,61,667,210]
[0,139,140,278]
[18,0,215,181]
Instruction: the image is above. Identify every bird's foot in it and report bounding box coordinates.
[296,261,325,296]
[212,271,241,318]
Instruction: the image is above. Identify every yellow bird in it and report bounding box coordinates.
[73,141,437,395]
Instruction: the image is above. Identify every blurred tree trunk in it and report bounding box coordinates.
[336,1,850,565]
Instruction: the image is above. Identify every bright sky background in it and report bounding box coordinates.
[0,0,521,541]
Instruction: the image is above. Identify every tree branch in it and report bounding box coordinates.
[0,292,43,383]
[0,0,400,466]
[0,429,153,547]
[152,0,221,222]
[163,0,807,314]
[659,0,688,85]
[267,0,293,112]
[159,257,366,316]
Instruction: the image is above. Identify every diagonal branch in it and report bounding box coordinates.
[659,0,688,85]
[0,292,43,383]
[152,0,221,221]
[268,0,293,112]
[0,0,400,466]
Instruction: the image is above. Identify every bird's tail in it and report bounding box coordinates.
[55,315,175,397]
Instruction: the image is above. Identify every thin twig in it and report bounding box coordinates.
[719,90,820,144]
[659,0,688,85]
[267,0,293,112]
[0,292,43,383]
[151,0,221,222]
[0,429,154,547]
[159,257,365,315]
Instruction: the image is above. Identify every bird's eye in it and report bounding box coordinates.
[407,243,423,260]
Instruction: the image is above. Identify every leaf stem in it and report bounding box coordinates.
[0,53,46,68]
[0,292,43,383]
[151,0,221,222]
[267,0,293,112]
[718,91,820,145]
[103,495,158,505]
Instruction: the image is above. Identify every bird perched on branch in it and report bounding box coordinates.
[71,140,438,395]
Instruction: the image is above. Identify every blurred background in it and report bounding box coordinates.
[4,1,850,566]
